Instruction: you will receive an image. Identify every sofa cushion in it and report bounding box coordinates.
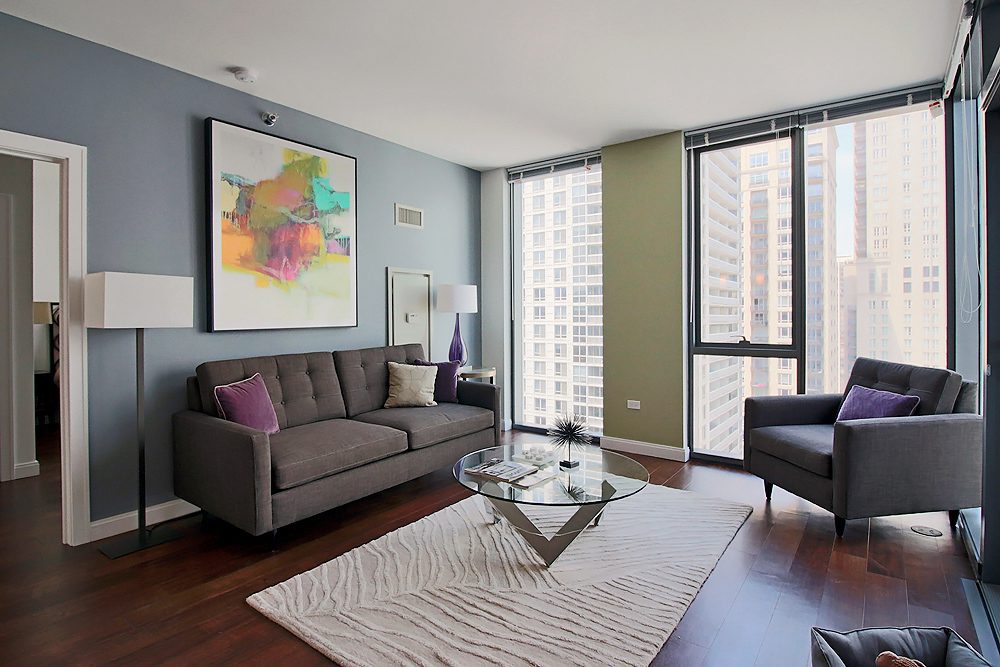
[354,403,494,450]
[334,344,426,417]
[384,361,437,408]
[412,359,460,403]
[843,357,962,416]
[749,424,834,478]
[810,626,990,667]
[213,372,280,434]
[269,419,407,490]
[197,352,346,428]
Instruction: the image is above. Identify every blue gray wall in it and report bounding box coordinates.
[0,13,481,520]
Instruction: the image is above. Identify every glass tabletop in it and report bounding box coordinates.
[453,444,649,507]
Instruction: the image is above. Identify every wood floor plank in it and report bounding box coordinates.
[862,571,908,628]
[0,428,980,665]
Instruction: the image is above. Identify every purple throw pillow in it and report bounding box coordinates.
[412,359,460,403]
[213,373,279,434]
[836,385,920,421]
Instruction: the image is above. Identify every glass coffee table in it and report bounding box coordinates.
[453,444,649,566]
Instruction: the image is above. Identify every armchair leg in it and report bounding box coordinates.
[949,510,960,528]
[764,481,773,501]
[834,516,846,537]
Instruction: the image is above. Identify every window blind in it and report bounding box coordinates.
[506,151,602,183]
[684,84,942,150]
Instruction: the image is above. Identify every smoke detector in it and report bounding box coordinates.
[230,67,258,84]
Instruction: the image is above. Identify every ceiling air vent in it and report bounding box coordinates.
[395,203,424,230]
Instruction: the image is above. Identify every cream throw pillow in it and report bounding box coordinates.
[384,361,438,408]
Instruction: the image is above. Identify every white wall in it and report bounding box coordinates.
[480,169,511,429]
[0,154,38,479]
[32,161,59,302]
[32,160,59,374]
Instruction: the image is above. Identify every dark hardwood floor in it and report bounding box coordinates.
[0,428,979,665]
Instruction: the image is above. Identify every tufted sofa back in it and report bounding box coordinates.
[194,352,347,429]
[333,344,425,417]
[842,357,963,416]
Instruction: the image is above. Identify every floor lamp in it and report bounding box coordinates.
[85,272,193,559]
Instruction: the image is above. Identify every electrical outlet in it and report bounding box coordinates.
[626,400,641,410]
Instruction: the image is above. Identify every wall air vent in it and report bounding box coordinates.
[394,203,424,230]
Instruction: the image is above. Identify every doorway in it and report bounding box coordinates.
[0,129,89,546]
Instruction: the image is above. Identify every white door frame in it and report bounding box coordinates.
[0,129,89,546]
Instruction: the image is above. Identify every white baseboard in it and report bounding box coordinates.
[600,436,690,462]
[89,498,201,542]
[13,460,39,479]
[502,418,513,431]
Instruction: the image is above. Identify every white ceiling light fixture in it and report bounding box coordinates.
[229,66,258,84]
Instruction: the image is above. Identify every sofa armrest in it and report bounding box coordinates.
[457,380,501,445]
[172,410,273,535]
[832,413,983,519]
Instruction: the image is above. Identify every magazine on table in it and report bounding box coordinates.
[465,460,536,483]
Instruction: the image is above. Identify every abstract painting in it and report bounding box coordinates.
[207,119,358,331]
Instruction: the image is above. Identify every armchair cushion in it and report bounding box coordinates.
[750,424,834,478]
[843,357,962,416]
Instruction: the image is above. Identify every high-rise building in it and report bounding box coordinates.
[693,129,840,456]
[839,109,947,378]
[518,166,604,434]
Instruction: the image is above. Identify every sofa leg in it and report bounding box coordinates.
[764,481,773,501]
[834,516,846,537]
[269,528,280,551]
[949,509,960,528]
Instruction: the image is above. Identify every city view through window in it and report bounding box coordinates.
[693,106,947,457]
[515,164,604,434]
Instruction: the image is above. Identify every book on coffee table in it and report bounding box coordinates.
[465,461,536,483]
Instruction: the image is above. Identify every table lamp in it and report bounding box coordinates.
[436,284,477,366]
[85,272,193,558]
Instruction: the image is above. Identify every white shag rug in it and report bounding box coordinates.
[248,485,752,666]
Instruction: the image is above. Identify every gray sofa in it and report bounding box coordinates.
[744,357,982,536]
[172,344,500,537]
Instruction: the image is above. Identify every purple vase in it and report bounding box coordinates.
[448,313,467,366]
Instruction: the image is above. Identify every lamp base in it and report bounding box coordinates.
[448,313,468,367]
[99,524,185,559]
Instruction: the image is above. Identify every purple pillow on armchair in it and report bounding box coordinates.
[213,372,280,434]
[836,385,920,421]
[412,359,460,403]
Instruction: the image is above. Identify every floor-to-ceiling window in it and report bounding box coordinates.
[690,102,948,458]
[511,160,603,434]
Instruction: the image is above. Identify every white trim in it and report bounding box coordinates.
[89,498,200,542]
[601,435,690,462]
[13,460,39,479]
[0,195,13,483]
[0,128,89,546]
[502,417,512,431]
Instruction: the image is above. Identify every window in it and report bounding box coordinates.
[691,105,948,460]
[515,163,603,434]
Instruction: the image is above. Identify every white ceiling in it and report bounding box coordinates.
[0,0,963,170]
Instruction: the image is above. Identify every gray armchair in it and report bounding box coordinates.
[744,357,983,536]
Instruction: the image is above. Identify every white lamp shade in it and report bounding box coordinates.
[85,272,194,329]
[437,284,478,313]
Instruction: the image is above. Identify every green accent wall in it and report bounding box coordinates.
[602,132,685,449]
